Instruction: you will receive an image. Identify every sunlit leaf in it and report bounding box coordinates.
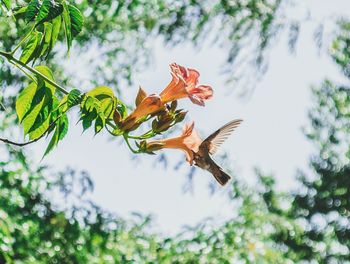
[62,2,72,52]
[22,87,47,134]
[49,16,61,53]
[25,0,40,22]
[28,111,50,139]
[20,31,42,63]
[34,65,56,93]
[0,0,11,10]
[40,22,53,56]
[86,86,115,100]
[16,82,38,122]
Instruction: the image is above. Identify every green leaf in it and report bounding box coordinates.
[22,87,47,134]
[94,116,105,134]
[13,6,27,16]
[68,4,83,37]
[34,65,56,94]
[82,115,93,131]
[117,103,128,119]
[67,89,82,108]
[25,0,40,22]
[36,0,63,26]
[16,82,38,122]
[20,31,41,64]
[49,16,61,53]
[28,111,51,140]
[83,96,99,112]
[40,22,53,56]
[100,97,116,119]
[86,86,115,100]
[61,3,83,52]
[42,112,69,157]
[58,114,68,140]
[1,0,11,10]
[62,2,72,52]
[44,123,59,156]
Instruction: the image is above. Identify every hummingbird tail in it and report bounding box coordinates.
[212,166,231,186]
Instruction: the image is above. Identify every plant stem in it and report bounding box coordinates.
[123,135,139,154]
[0,51,69,95]
[11,27,34,55]
[8,59,37,83]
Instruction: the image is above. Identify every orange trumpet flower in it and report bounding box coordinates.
[120,92,162,131]
[145,122,202,165]
[160,63,213,106]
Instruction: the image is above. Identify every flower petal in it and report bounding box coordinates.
[182,122,195,137]
[186,68,200,87]
[188,85,213,106]
[135,86,147,107]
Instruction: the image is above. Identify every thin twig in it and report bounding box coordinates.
[123,135,140,154]
[0,134,44,147]
[0,51,69,94]
[0,110,67,147]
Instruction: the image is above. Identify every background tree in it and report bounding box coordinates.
[290,20,350,263]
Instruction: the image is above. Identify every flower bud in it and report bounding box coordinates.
[135,86,147,107]
[113,109,122,125]
[120,117,141,132]
[175,110,187,123]
[156,115,174,132]
[144,141,165,153]
[170,100,178,111]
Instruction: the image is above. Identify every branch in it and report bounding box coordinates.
[0,111,67,147]
[0,135,43,147]
[0,51,69,95]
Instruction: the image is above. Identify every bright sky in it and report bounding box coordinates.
[29,0,350,235]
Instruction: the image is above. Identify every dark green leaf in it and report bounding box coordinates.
[67,89,82,108]
[49,16,61,54]
[58,114,68,140]
[68,4,83,37]
[36,0,63,26]
[62,2,72,52]
[40,22,53,56]
[43,123,59,156]
[94,116,104,134]
[82,116,93,131]
[25,0,40,22]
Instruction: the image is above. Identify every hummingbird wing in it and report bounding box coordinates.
[200,119,243,155]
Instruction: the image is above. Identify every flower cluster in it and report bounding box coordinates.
[114,63,213,164]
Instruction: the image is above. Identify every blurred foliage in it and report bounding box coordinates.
[1,0,283,93]
[281,20,350,263]
[0,142,304,263]
[2,1,350,263]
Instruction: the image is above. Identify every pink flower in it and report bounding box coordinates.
[145,122,202,165]
[160,63,213,106]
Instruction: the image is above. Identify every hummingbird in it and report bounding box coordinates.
[193,119,243,186]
